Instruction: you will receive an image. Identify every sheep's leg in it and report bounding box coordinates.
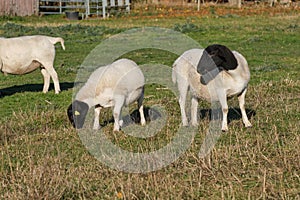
[113,96,125,131]
[137,92,146,126]
[93,106,101,130]
[178,79,189,126]
[44,65,61,94]
[41,68,50,93]
[238,88,252,128]
[218,90,229,132]
[191,96,199,126]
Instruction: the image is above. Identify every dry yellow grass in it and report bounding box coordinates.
[0,7,299,199]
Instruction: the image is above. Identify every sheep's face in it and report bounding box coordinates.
[67,100,89,129]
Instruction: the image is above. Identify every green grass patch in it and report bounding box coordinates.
[0,9,299,199]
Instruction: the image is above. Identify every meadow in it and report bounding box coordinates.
[0,6,299,199]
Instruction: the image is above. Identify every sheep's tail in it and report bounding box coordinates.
[48,37,65,50]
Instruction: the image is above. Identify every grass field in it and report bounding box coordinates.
[0,6,299,199]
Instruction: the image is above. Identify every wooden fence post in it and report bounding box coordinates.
[102,0,107,18]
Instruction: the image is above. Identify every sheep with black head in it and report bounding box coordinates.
[67,59,146,131]
[172,45,252,131]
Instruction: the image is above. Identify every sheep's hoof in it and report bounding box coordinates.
[182,121,189,127]
[93,126,101,130]
[113,125,120,132]
[140,117,146,126]
[221,127,228,132]
[245,122,252,128]
[191,122,199,127]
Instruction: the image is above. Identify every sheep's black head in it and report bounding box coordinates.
[67,100,89,129]
[197,44,238,85]
[198,44,238,74]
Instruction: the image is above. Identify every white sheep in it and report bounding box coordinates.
[67,58,146,131]
[0,35,65,94]
[172,47,252,131]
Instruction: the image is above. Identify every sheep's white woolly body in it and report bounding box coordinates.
[74,59,146,131]
[0,35,65,94]
[76,59,144,107]
[172,48,252,131]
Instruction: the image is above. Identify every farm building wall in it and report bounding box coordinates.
[0,0,38,16]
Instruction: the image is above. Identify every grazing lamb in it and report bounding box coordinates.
[172,46,252,131]
[67,58,146,131]
[0,35,65,94]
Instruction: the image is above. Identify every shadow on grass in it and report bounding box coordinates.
[0,82,75,98]
[98,106,255,129]
[198,107,256,124]
[99,107,163,128]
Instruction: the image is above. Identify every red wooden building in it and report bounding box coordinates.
[0,0,38,16]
